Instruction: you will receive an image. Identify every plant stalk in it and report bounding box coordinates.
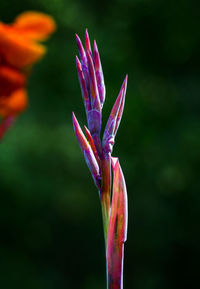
[100,153,111,249]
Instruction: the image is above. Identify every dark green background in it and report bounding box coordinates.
[0,0,200,288]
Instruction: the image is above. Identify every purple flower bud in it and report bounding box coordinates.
[87,109,102,137]
[72,112,101,189]
[76,56,91,112]
[85,29,92,54]
[76,31,102,138]
[75,34,86,64]
[103,75,128,154]
[93,40,106,107]
[113,75,127,135]
[86,50,101,112]
[75,33,90,91]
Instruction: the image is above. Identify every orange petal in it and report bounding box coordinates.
[13,11,56,41]
[0,65,26,96]
[0,88,28,117]
[0,23,46,68]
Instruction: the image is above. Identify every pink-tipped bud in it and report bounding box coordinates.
[75,34,86,63]
[85,29,92,54]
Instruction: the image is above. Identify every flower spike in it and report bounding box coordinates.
[73,30,128,289]
[72,112,101,189]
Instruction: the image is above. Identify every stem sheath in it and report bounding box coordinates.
[100,153,111,248]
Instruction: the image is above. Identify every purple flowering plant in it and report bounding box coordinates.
[72,30,128,289]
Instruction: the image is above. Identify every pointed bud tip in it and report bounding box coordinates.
[85,30,89,42]
[75,33,86,61]
[75,33,81,44]
[93,40,99,59]
[72,112,78,125]
[122,75,128,97]
[75,55,81,65]
[84,125,88,132]
[84,125,89,136]
[123,74,128,86]
[85,29,91,52]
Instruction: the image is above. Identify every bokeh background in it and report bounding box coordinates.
[0,0,200,288]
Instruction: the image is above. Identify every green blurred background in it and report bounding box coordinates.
[0,0,200,288]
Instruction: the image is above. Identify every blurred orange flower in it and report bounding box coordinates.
[0,11,56,138]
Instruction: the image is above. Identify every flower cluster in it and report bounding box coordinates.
[0,11,56,139]
[73,30,127,189]
[73,30,128,289]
